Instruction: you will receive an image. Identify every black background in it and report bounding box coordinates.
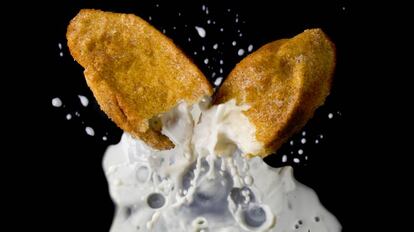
[7,0,384,231]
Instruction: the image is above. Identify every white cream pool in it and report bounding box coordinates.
[103,99,341,232]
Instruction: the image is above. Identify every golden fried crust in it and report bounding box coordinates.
[67,9,213,150]
[214,29,336,157]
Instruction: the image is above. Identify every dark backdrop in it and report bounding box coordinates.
[10,1,371,231]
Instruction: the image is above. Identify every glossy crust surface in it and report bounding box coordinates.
[67,9,213,149]
[214,29,336,157]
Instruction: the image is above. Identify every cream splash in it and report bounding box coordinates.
[103,98,341,232]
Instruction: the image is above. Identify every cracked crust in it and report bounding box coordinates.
[214,29,336,157]
[67,9,213,149]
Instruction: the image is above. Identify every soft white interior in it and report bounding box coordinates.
[192,99,263,157]
[103,97,341,232]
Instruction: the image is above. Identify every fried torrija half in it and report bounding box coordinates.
[67,9,212,150]
[214,29,336,158]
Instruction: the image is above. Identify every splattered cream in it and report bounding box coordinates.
[103,98,341,232]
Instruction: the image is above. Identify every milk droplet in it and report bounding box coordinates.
[320,134,324,139]
[232,41,237,46]
[237,49,245,56]
[202,46,205,51]
[51,97,62,107]
[78,95,89,107]
[220,28,224,32]
[328,113,333,119]
[85,126,95,136]
[195,26,206,38]
[302,131,306,136]
[301,138,306,144]
[58,43,62,49]
[282,155,287,163]
[214,77,223,86]
[220,60,224,64]
[248,44,253,52]
[212,72,216,78]
[315,139,319,144]
[148,16,152,21]
[202,5,205,11]
[244,175,253,186]
[298,149,304,155]
[293,158,300,163]
[213,44,218,49]
[207,20,211,24]
[103,136,108,141]
[59,52,63,57]
[219,68,223,74]
[290,140,294,145]
[66,114,72,120]
[204,58,209,64]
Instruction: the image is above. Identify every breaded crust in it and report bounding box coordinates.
[67,9,213,150]
[214,29,336,157]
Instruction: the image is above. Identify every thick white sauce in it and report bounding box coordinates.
[103,98,341,232]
